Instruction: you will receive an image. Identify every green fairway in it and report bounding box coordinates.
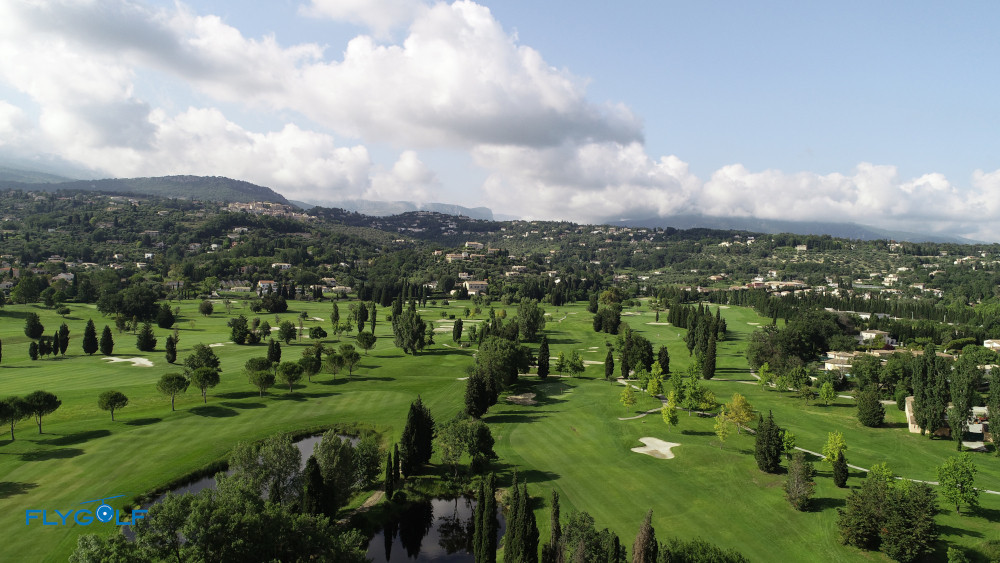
[1,299,997,561]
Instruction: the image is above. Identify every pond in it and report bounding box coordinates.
[148,433,352,504]
[366,496,506,562]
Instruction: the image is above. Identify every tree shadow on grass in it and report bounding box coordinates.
[484,412,548,424]
[938,524,983,540]
[547,338,579,346]
[220,401,265,410]
[0,481,38,499]
[190,405,239,418]
[882,422,908,429]
[216,391,260,400]
[36,429,111,446]
[21,448,84,461]
[348,375,395,382]
[809,496,845,512]
[125,418,162,426]
[680,430,714,436]
[533,395,567,407]
[0,310,31,320]
[491,463,560,487]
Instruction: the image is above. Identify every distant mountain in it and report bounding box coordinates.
[606,214,977,244]
[306,198,494,220]
[0,175,289,205]
[0,166,74,184]
[0,154,101,181]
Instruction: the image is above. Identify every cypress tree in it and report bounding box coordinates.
[136,322,157,352]
[541,490,561,563]
[657,345,669,375]
[481,473,498,563]
[926,353,949,437]
[702,333,717,380]
[82,319,98,355]
[393,443,400,484]
[165,335,177,364]
[99,325,114,356]
[605,348,614,382]
[267,339,281,366]
[384,452,395,501]
[302,456,325,515]
[400,397,435,475]
[833,451,849,488]
[754,411,783,473]
[58,323,69,355]
[856,388,885,428]
[632,509,658,563]
[522,484,539,563]
[506,473,523,561]
[465,372,490,418]
[537,336,550,379]
[474,480,486,561]
[620,347,629,380]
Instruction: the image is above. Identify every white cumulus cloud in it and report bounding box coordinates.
[299,0,426,38]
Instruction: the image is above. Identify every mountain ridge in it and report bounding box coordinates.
[605,214,978,244]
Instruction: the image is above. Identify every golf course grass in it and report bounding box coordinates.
[1,298,997,561]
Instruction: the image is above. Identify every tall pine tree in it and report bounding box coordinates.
[384,453,394,501]
[506,472,523,561]
[537,336,550,380]
[82,319,98,355]
[605,348,615,382]
[754,411,783,473]
[632,509,658,563]
[702,333,717,380]
[521,484,539,563]
[480,473,498,563]
[99,325,114,356]
[400,397,435,476]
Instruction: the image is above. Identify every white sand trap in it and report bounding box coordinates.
[433,326,453,333]
[310,317,324,322]
[209,343,225,347]
[622,312,641,316]
[102,357,154,367]
[270,326,280,331]
[747,322,760,326]
[719,306,730,309]
[506,392,537,406]
[631,437,680,459]
[646,322,670,326]
[456,376,469,381]
[583,360,604,365]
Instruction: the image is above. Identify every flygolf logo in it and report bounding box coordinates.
[25,494,147,526]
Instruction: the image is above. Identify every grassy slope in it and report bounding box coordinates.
[0,300,997,561]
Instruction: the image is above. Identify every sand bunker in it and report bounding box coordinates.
[747,322,760,326]
[646,322,670,326]
[582,360,605,366]
[209,343,225,347]
[310,317,324,322]
[621,312,641,316]
[506,393,537,406]
[103,357,154,367]
[631,437,680,459]
[456,376,469,381]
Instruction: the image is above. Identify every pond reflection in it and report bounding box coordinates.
[367,496,505,562]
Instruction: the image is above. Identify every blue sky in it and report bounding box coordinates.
[1,1,998,239]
